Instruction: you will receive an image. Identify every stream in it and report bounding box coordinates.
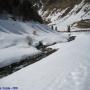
[0,47,57,79]
[0,35,76,79]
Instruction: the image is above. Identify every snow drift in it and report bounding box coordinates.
[0,19,67,68]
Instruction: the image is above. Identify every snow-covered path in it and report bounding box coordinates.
[0,32,90,90]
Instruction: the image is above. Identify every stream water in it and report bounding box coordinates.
[0,35,76,79]
[0,47,57,79]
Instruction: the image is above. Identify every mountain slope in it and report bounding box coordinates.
[0,0,42,22]
[0,0,89,31]
[37,0,90,31]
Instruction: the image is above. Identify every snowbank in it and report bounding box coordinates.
[0,46,40,68]
[0,19,67,68]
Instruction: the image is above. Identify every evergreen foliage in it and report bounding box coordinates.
[0,0,42,23]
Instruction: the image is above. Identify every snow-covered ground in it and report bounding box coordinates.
[0,19,68,68]
[0,32,90,90]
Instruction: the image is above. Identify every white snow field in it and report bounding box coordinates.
[0,19,68,68]
[0,32,90,90]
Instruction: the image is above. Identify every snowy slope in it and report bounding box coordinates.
[0,19,68,68]
[0,32,90,90]
[39,0,90,31]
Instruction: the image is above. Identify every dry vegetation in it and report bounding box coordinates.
[73,19,90,28]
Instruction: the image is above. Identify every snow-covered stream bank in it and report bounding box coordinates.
[0,20,68,69]
[0,34,75,79]
[0,32,90,90]
[0,47,57,79]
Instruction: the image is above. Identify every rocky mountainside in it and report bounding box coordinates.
[31,0,90,31]
[0,0,90,31]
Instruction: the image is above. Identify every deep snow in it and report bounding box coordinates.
[0,32,90,90]
[0,19,68,68]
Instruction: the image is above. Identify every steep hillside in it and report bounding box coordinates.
[0,0,42,22]
[37,0,90,31]
[0,0,89,31]
[0,19,68,68]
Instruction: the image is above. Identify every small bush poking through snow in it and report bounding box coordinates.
[33,30,37,35]
[26,36,33,45]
